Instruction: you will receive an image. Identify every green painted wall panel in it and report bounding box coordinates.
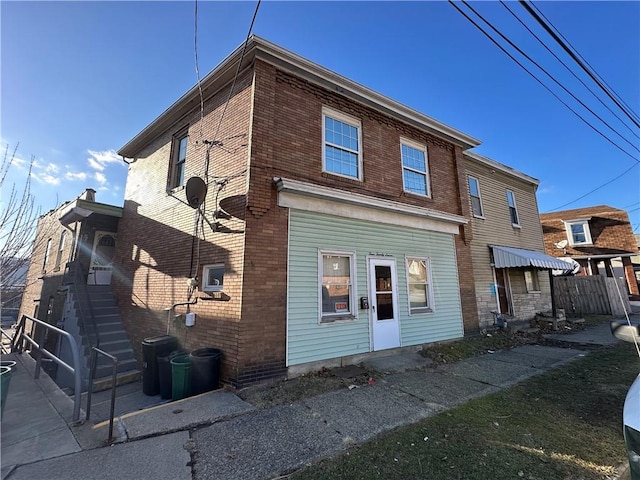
[287,209,463,366]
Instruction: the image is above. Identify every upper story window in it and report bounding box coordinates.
[169,128,188,189]
[42,238,52,272]
[322,108,362,181]
[506,189,520,227]
[564,219,592,246]
[401,139,430,197]
[54,230,67,270]
[319,250,357,323]
[467,175,484,217]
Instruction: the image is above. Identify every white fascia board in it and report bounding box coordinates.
[464,151,539,186]
[274,177,466,235]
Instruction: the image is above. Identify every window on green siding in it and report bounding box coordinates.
[406,257,433,313]
[319,251,356,322]
[401,139,430,197]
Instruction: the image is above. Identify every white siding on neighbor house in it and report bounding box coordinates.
[287,209,463,366]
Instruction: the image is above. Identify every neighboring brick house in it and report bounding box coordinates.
[540,206,640,299]
[114,36,490,387]
[464,152,572,327]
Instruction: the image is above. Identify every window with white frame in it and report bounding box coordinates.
[401,139,430,197]
[506,189,520,226]
[202,264,224,292]
[169,128,188,189]
[406,257,433,313]
[524,269,540,292]
[468,175,484,217]
[322,108,362,180]
[319,250,356,322]
[564,219,592,246]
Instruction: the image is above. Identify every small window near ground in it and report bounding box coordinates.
[406,257,433,313]
[468,176,484,217]
[506,189,520,226]
[401,139,430,197]
[202,264,224,292]
[319,250,356,322]
[322,108,362,181]
[524,269,540,292]
[169,129,189,189]
[564,219,592,246]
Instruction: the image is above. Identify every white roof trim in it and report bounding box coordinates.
[464,151,539,186]
[274,177,467,235]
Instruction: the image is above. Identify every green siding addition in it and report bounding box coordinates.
[287,209,463,366]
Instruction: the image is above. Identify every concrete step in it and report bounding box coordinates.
[95,348,136,366]
[95,358,138,379]
[96,330,129,343]
[96,322,127,334]
[93,313,123,324]
[91,369,142,392]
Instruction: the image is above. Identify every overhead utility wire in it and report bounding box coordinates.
[447,0,639,163]
[501,1,639,141]
[528,1,640,123]
[521,0,640,129]
[548,162,638,211]
[460,0,639,155]
[194,0,205,142]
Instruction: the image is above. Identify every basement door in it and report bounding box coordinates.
[369,258,401,351]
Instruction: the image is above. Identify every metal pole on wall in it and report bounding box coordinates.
[549,270,558,331]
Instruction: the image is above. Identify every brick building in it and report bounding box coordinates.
[114,36,489,387]
[540,205,640,299]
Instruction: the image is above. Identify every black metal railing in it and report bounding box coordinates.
[64,260,100,348]
[86,346,119,443]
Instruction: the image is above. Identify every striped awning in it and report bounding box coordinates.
[490,245,574,270]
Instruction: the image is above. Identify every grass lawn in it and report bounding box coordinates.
[291,344,640,480]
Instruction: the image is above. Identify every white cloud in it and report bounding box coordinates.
[32,172,61,185]
[45,163,59,174]
[87,149,120,171]
[65,171,88,181]
[94,172,107,184]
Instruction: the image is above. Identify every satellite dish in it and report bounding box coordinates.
[555,240,568,249]
[185,177,208,209]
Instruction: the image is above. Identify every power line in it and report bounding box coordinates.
[548,163,639,211]
[528,1,640,124]
[520,0,640,129]
[500,1,639,141]
[448,0,639,163]
[459,1,639,155]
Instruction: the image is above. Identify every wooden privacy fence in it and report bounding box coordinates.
[553,276,631,317]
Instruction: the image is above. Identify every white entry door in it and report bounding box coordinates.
[88,231,117,285]
[369,258,401,351]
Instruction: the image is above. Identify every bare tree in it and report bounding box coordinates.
[0,144,57,318]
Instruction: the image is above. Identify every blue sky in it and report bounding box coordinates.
[2,1,639,230]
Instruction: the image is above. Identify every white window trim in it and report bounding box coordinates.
[564,219,593,246]
[202,263,225,292]
[318,249,358,324]
[405,255,435,315]
[506,189,520,227]
[400,137,431,198]
[322,107,363,182]
[467,175,484,218]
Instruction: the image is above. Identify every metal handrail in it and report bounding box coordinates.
[86,346,119,443]
[11,314,83,422]
[65,260,100,348]
[1,327,14,354]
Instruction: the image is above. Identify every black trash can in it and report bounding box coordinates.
[190,348,222,395]
[142,335,178,396]
[157,350,186,400]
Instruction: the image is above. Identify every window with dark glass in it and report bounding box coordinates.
[170,129,188,189]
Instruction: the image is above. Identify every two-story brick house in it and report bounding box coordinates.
[464,152,572,327]
[540,205,640,299]
[114,36,489,386]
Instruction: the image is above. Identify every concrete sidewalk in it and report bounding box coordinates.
[0,320,626,480]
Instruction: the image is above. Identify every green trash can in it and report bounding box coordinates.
[170,354,192,400]
[1,365,13,420]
